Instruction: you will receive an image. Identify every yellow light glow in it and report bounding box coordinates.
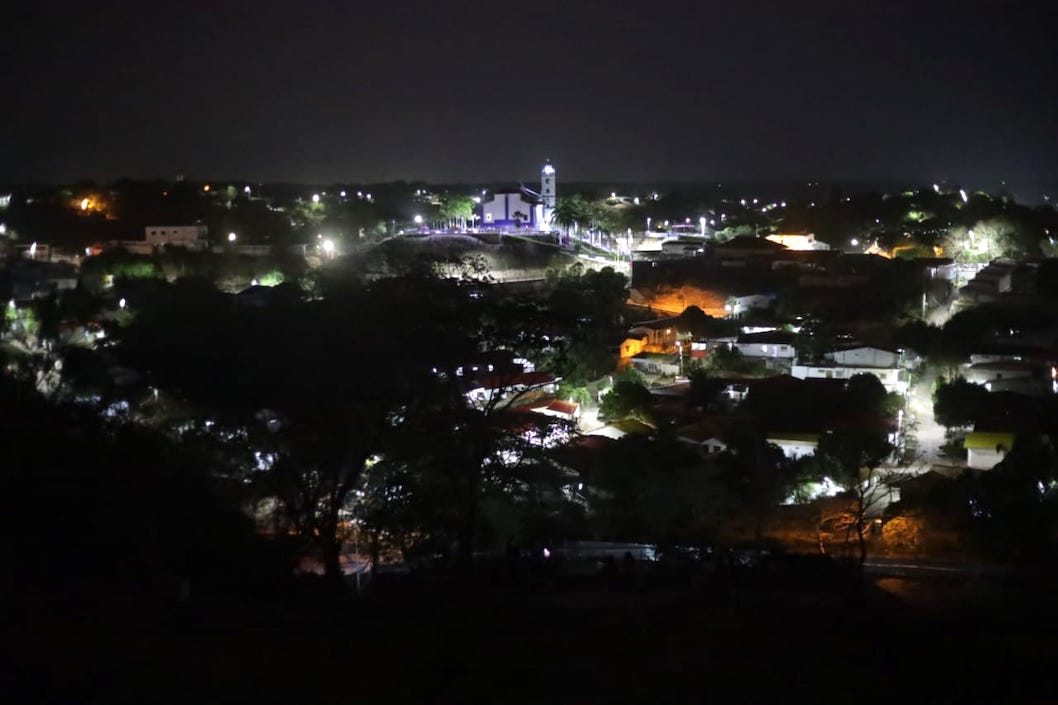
[203,184,211,192]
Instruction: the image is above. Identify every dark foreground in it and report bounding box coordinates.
[4,570,1057,704]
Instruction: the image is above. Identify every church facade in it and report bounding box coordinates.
[481,162,556,231]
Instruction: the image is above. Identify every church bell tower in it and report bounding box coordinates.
[541,161,556,226]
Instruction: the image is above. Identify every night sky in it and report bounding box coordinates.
[2,0,1056,185]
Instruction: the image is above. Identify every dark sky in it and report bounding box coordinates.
[2,0,1056,185]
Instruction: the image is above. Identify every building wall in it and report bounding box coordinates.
[791,364,907,393]
[829,347,900,368]
[482,193,536,226]
[768,439,818,460]
[967,447,1007,470]
[735,342,795,359]
[145,225,207,245]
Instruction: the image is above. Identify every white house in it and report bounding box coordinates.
[766,433,820,460]
[964,432,1014,470]
[826,345,902,368]
[790,363,908,394]
[727,293,776,318]
[733,330,797,360]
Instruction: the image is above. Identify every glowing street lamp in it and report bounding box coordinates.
[118,297,127,310]
[80,198,90,210]
[850,238,860,247]
[312,193,320,204]
[321,239,335,256]
[228,232,237,243]
[413,215,423,224]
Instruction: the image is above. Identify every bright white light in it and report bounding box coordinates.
[251,278,259,286]
[340,190,346,197]
[542,164,555,175]
[740,198,746,206]
[413,214,423,224]
[472,196,481,204]
[118,298,126,309]
[611,192,617,199]
[0,223,6,234]
[633,197,640,205]
[933,184,940,193]
[357,191,363,198]
[80,198,89,210]
[851,238,859,246]
[227,232,237,242]
[322,239,335,254]
[959,189,968,203]
[542,547,551,558]
[244,186,251,194]
[312,193,320,203]
[781,201,787,207]
[29,242,37,257]
[365,193,372,200]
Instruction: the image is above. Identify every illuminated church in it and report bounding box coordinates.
[481,162,556,231]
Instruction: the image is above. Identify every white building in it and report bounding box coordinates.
[964,432,1014,470]
[481,162,556,231]
[790,363,908,394]
[826,345,902,368]
[766,433,820,460]
[145,225,208,249]
[733,330,798,359]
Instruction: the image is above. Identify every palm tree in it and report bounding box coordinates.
[551,195,587,237]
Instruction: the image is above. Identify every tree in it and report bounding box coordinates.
[933,377,988,429]
[440,194,474,230]
[551,195,589,236]
[685,368,724,410]
[816,427,894,567]
[599,379,653,422]
[716,425,792,543]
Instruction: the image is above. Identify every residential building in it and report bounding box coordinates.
[145,225,208,249]
[766,432,820,460]
[733,330,797,359]
[826,345,902,368]
[790,363,908,394]
[964,431,1014,470]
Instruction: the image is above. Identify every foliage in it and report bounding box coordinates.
[599,379,653,422]
[933,377,988,428]
[588,436,720,542]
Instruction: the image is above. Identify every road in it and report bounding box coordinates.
[908,367,948,468]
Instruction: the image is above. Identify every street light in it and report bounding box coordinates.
[228,232,237,243]
[413,214,423,224]
[312,193,320,204]
[321,239,335,256]
[118,298,126,309]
